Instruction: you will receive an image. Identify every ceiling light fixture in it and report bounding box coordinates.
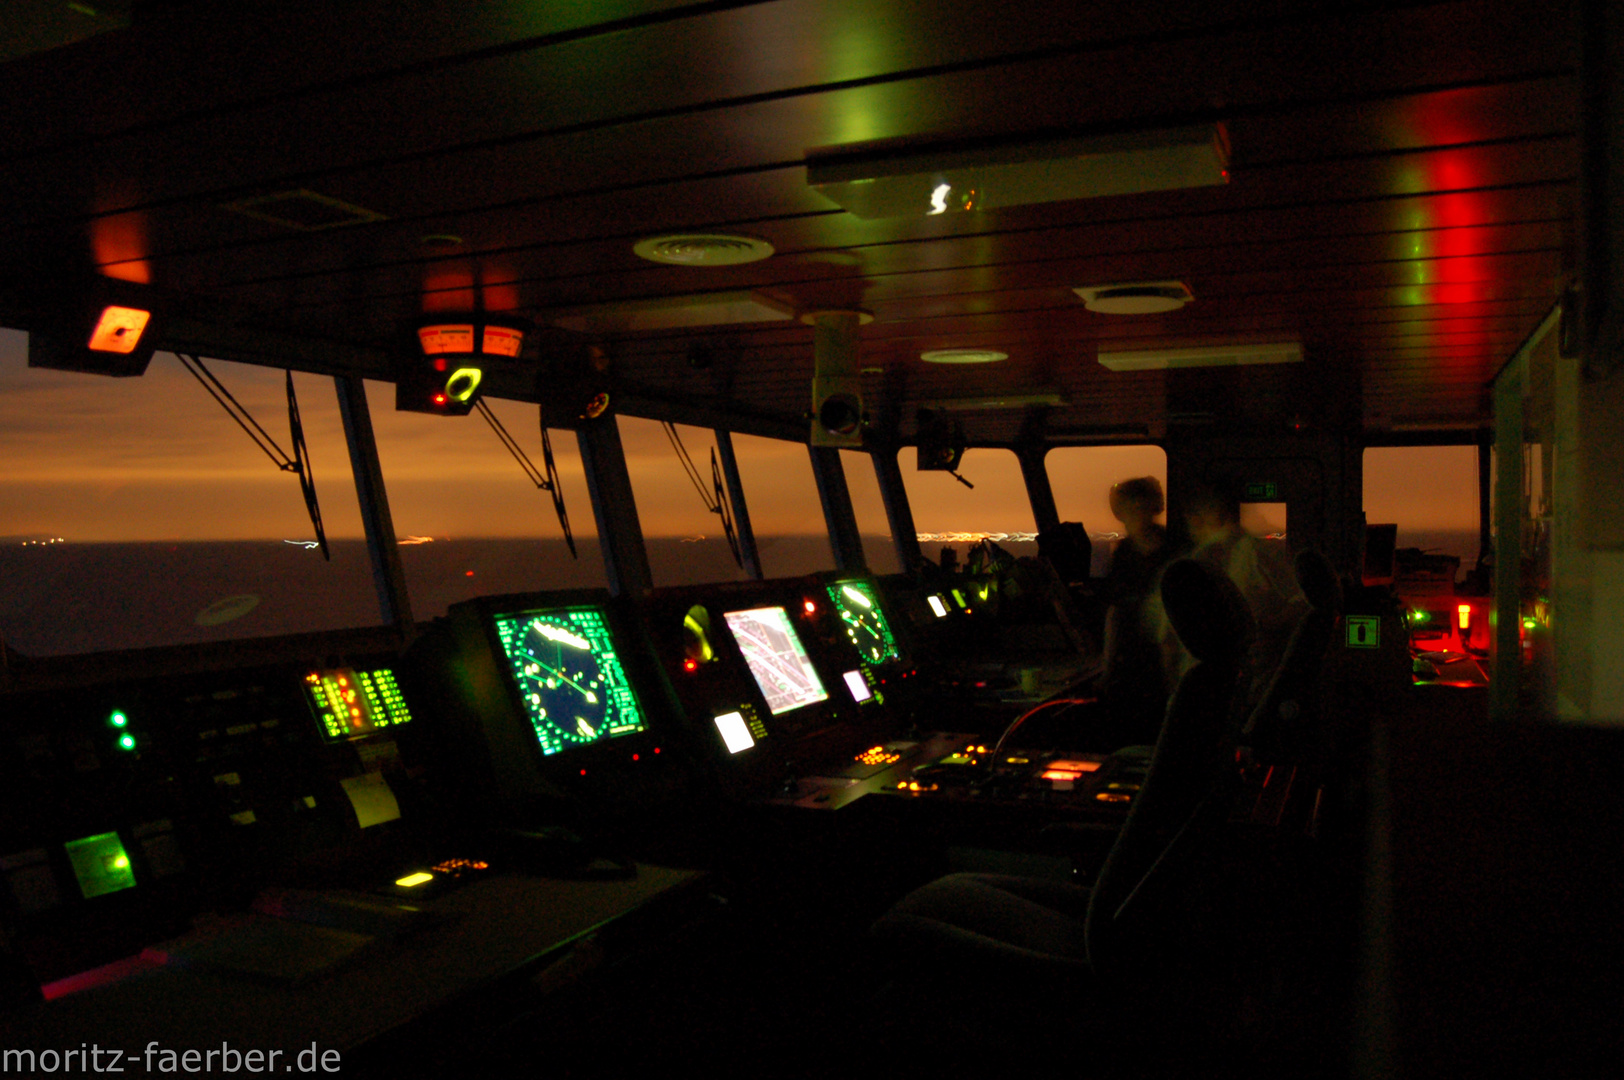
[1074,281,1193,315]
[920,348,1009,364]
[1096,342,1303,371]
[552,292,793,333]
[633,234,775,266]
[806,125,1229,220]
[917,392,1068,410]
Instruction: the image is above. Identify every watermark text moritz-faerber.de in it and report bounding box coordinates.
[2,1042,341,1073]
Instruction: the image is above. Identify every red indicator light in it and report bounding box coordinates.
[433,393,447,405]
[579,769,587,776]
[433,358,447,372]
[683,658,698,672]
[465,570,474,577]
[803,600,817,615]
[632,753,640,761]
[654,747,661,754]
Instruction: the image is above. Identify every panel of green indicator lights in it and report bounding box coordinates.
[303,667,414,741]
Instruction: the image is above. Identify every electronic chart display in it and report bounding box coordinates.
[827,581,901,666]
[722,606,829,716]
[492,606,647,756]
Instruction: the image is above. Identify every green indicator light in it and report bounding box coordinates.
[109,710,128,728]
[1522,617,1537,629]
[118,734,136,751]
[64,832,137,899]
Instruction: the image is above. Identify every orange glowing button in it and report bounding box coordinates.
[1047,759,1101,773]
[418,324,474,355]
[481,325,524,358]
[1041,769,1082,782]
[87,306,151,353]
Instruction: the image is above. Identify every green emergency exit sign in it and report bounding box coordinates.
[1346,616,1381,649]
[1245,481,1279,499]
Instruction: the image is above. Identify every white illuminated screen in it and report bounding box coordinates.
[844,670,872,703]
[928,595,949,618]
[722,606,829,716]
[714,711,755,754]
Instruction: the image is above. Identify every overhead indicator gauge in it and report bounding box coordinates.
[493,607,647,756]
[827,581,899,665]
[723,606,828,716]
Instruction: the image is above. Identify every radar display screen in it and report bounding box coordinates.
[304,667,414,741]
[722,606,829,716]
[492,606,647,756]
[827,581,900,665]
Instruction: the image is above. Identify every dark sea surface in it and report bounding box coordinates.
[0,536,859,656]
[0,529,1480,658]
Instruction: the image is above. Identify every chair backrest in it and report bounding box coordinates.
[1241,549,1342,764]
[1084,558,1251,971]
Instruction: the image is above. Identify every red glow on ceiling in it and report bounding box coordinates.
[421,267,477,312]
[478,266,520,312]
[90,208,152,284]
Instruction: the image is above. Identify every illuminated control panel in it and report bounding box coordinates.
[493,606,647,757]
[854,745,902,767]
[303,667,413,741]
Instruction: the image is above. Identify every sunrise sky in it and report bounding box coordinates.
[0,328,1480,544]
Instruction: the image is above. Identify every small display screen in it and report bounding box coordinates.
[492,606,647,756]
[827,581,900,665]
[714,711,756,754]
[843,670,872,703]
[304,667,414,741]
[927,594,949,618]
[64,833,136,900]
[723,606,829,716]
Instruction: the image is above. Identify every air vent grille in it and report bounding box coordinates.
[633,234,774,266]
[224,189,387,231]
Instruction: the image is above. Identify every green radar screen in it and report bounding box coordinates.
[827,582,900,665]
[493,607,646,756]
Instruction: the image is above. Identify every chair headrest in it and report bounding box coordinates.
[1161,558,1252,664]
[1293,549,1341,613]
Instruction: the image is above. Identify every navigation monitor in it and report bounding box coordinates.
[722,606,829,716]
[304,666,414,741]
[827,581,900,665]
[491,606,647,756]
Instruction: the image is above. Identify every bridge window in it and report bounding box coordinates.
[366,384,606,617]
[0,331,382,655]
[1044,445,1168,577]
[619,417,752,587]
[840,449,900,575]
[729,433,836,579]
[1363,445,1481,567]
[898,446,1033,568]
